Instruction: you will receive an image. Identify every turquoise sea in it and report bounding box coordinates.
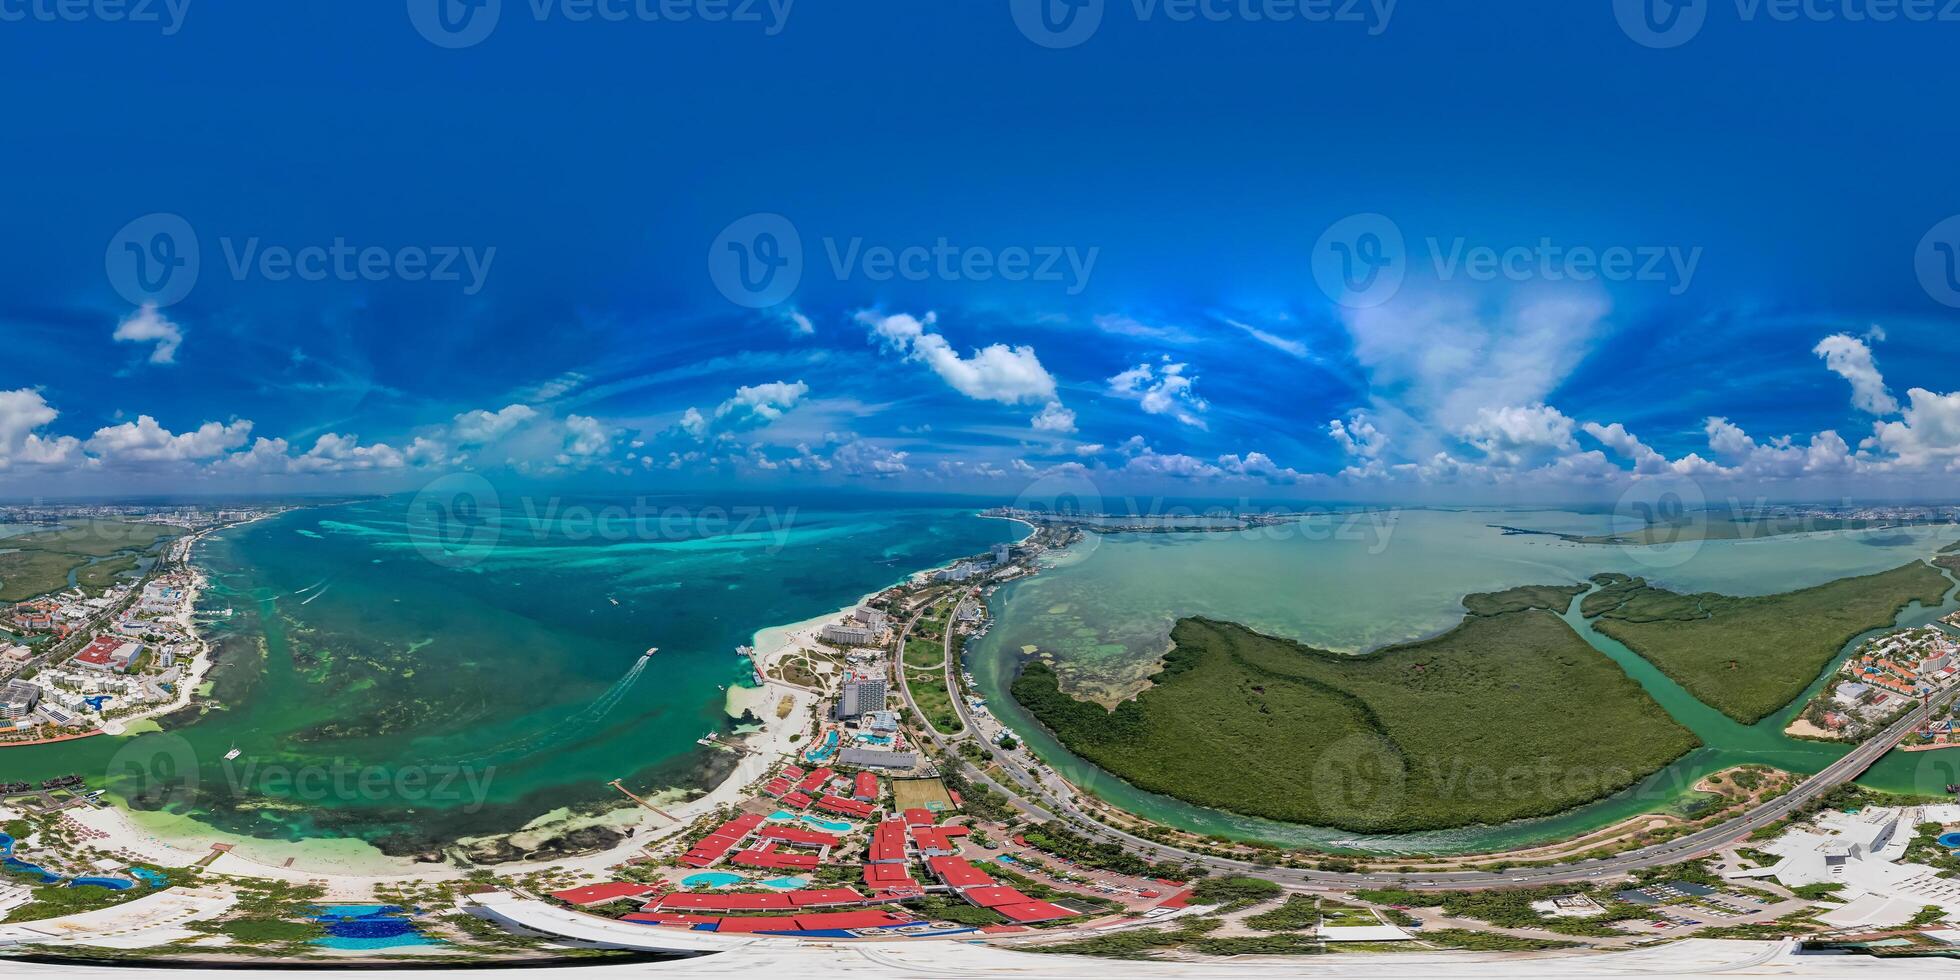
[1,492,1012,854]
[966,509,1960,854]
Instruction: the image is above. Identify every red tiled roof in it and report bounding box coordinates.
[548,882,660,905]
[796,767,835,793]
[991,900,1076,923]
[910,827,960,854]
[963,885,1035,908]
[869,819,908,863]
[815,794,874,818]
[758,825,839,848]
[620,912,719,927]
[658,892,795,911]
[711,916,806,934]
[762,778,792,797]
[732,848,821,870]
[852,771,879,800]
[785,888,865,907]
[781,765,806,779]
[862,862,920,891]
[791,909,919,930]
[74,635,132,667]
[927,856,995,889]
[901,807,935,826]
[780,791,814,809]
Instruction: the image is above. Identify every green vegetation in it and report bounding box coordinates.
[1189,875,1282,913]
[1587,562,1953,724]
[1027,917,1222,959]
[1188,933,1326,955]
[902,633,945,669]
[906,665,964,734]
[1352,882,1644,937]
[910,895,1008,926]
[1789,882,1847,901]
[1460,583,1585,617]
[1012,602,1699,832]
[1244,895,1320,931]
[0,520,182,601]
[1418,928,1581,951]
[1021,822,1200,880]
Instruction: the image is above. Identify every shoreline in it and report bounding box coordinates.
[57,511,1009,886]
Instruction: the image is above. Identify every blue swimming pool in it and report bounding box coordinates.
[804,729,840,763]
[1938,832,1960,849]
[0,833,143,890]
[759,876,809,890]
[681,871,747,888]
[766,812,854,833]
[856,733,894,746]
[310,904,443,950]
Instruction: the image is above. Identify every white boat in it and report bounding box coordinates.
[608,597,620,606]
[223,745,241,761]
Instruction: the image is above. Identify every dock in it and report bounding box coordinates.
[608,780,678,822]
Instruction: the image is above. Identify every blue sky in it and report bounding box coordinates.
[3,1,1960,502]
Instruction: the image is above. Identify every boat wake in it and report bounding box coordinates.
[291,578,329,597]
[438,651,655,766]
[299,582,334,605]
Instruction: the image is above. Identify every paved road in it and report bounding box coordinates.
[898,597,1958,892]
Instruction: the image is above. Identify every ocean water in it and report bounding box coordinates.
[968,509,1960,853]
[2,492,1011,854]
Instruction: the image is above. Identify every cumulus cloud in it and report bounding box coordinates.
[0,389,83,470]
[1108,359,1208,428]
[1031,401,1077,434]
[1456,404,1578,466]
[1327,411,1387,459]
[1867,387,1960,468]
[561,415,614,458]
[85,416,253,463]
[1813,332,1899,415]
[451,404,538,444]
[831,438,909,477]
[858,310,1066,429]
[112,303,184,365]
[717,380,809,423]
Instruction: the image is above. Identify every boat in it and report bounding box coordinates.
[1947,783,1959,794]
[608,597,620,606]
[223,745,241,761]
[640,646,658,660]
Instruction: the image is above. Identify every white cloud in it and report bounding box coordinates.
[112,303,184,365]
[1580,421,1671,474]
[678,407,709,441]
[1867,387,1960,468]
[858,311,1062,415]
[85,416,253,463]
[1222,318,1308,358]
[1091,314,1195,342]
[1216,451,1307,484]
[0,389,82,470]
[562,415,614,457]
[1813,332,1899,415]
[1456,404,1578,465]
[1031,401,1077,434]
[717,380,809,423]
[831,438,909,477]
[1327,411,1387,459]
[1107,359,1208,428]
[451,404,538,444]
[783,309,815,336]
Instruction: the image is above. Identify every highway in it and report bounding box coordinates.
[893,591,1959,892]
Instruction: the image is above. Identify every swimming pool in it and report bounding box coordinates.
[1938,832,1960,849]
[681,871,747,888]
[310,904,443,950]
[0,833,140,890]
[856,733,894,746]
[759,876,809,890]
[766,812,854,833]
[804,729,840,763]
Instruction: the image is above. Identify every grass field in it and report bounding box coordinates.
[902,632,945,669]
[1587,561,1953,724]
[1011,592,1699,833]
[890,776,956,811]
[907,665,964,734]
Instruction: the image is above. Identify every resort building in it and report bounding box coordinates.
[851,606,889,630]
[2,679,41,719]
[820,622,878,647]
[839,747,916,770]
[1727,804,1960,927]
[72,636,140,672]
[837,678,886,721]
